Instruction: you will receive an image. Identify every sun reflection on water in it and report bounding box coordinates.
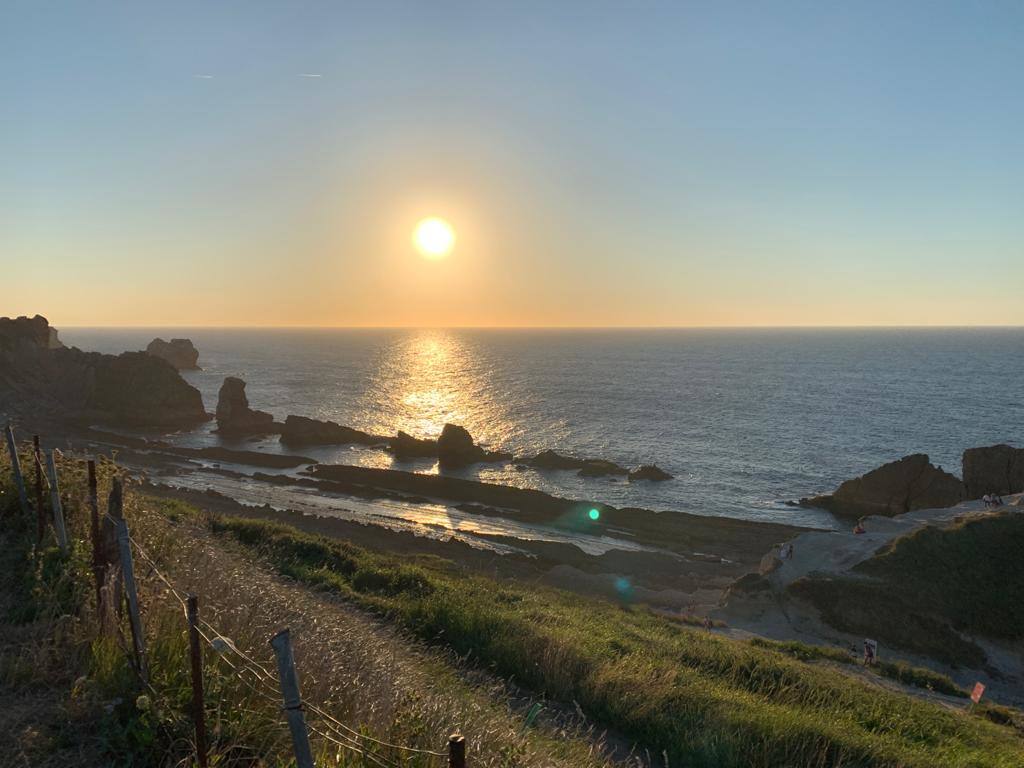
[355,330,514,451]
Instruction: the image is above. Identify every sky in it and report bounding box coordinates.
[2,1,1022,327]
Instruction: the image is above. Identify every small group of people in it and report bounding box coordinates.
[982,493,1005,508]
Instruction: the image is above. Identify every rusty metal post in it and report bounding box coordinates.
[33,435,45,544]
[3,424,30,516]
[186,595,209,767]
[448,733,466,768]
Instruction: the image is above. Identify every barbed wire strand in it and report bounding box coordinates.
[103,511,446,763]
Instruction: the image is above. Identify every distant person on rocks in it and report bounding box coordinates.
[863,639,877,666]
[703,616,713,633]
[853,519,866,535]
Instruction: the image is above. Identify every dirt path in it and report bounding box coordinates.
[131,499,632,768]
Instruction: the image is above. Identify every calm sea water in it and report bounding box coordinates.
[60,328,1023,528]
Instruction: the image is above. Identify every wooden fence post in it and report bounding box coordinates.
[99,477,126,629]
[269,629,315,768]
[87,460,103,613]
[3,424,30,516]
[448,733,466,768]
[186,595,209,768]
[44,450,68,552]
[115,517,148,682]
[33,435,45,544]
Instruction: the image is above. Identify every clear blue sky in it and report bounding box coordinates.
[2,1,1022,326]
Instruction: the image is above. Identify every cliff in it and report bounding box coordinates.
[0,314,208,428]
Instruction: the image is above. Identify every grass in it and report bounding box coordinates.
[201,511,1024,767]
[4,448,1024,767]
[1,448,620,767]
[748,638,968,698]
[788,511,1024,667]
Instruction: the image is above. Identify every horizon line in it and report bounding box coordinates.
[54,323,1024,330]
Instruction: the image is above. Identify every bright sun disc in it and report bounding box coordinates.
[413,217,456,259]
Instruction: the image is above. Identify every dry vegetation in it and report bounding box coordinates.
[3,445,1024,767]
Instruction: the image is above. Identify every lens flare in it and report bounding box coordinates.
[588,508,600,521]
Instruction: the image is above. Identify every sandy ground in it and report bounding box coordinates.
[716,494,1024,706]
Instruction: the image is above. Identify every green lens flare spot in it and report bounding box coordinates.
[588,508,600,521]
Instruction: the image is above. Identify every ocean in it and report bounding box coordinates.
[60,327,1024,530]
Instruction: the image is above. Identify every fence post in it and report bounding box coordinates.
[116,517,148,682]
[186,595,209,768]
[44,450,68,552]
[87,460,103,613]
[33,435,45,545]
[269,629,315,768]
[448,733,466,768]
[3,424,30,516]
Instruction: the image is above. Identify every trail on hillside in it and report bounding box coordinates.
[129,496,634,768]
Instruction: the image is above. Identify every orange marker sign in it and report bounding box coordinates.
[970,682,985,704]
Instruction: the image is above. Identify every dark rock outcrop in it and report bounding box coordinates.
[436,423,511,468]
[215,377,278,435]
[963,444,1024,498]
[146,338,200,370]
[628,464,673,482]
[0,314,208,428]
[800,454,964,517]
[520,449,628,478]
[388,431,438,458]
[279,415,383,447]
[386,424,510,467]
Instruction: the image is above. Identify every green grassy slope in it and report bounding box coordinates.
[789,511,1024,667]
[200,507,1024,767]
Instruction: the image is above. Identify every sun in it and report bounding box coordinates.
[412,217,456,259]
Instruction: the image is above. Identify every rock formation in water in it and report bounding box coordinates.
[520,449,629,478]
[279,415,383,446]
[962,444,1024,498]
[0,314,208,428]
[387,424,510,467]
[628,464,673,482]
[800,453,964,517]
[146,338,200,370]
[436,423,512,468]
[388,430,438,458]
[215,377,278,435]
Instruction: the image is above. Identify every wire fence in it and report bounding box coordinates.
[3,425,464,768]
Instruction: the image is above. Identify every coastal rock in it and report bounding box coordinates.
[215,377,278,435]
[799,454,964,517]
[0,314,208,428]
[962,444,1024,498]
[280,415,383,446]
[521,449,629,477]
[146,338,200,370]
[388,431,438,458]
[628,464,673,482]
[436,423,511,468]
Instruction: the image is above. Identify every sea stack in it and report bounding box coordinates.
[215,376,278,435]
[799,454,965,517]
[146,338,200,370]
[436,423,512,468]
